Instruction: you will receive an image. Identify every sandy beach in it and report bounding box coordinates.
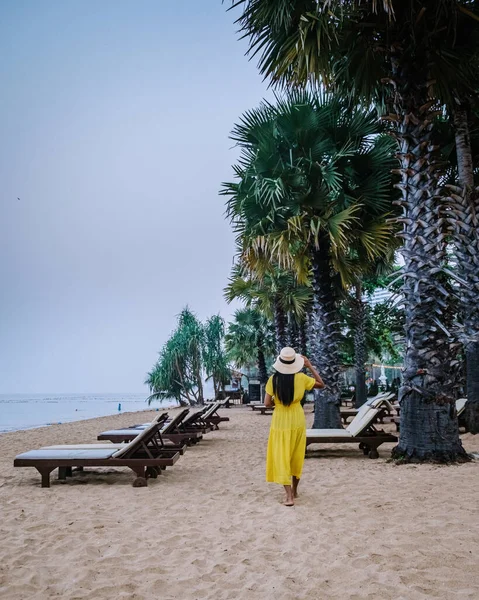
[1,406,478,600]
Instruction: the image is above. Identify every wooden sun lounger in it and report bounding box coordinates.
[340,393,395,424]
[200,402,230,430]
[206,397,231,409]
[14,421,181,488]
[306,396,398,458]
[135,404,227,431]
[98,409,204,445]
[340,394,355,408]
[249,404,274,415]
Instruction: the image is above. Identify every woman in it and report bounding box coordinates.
[265,347,324,506]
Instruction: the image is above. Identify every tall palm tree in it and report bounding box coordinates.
[229,0,474,457]
[223,92,397,427]
[450,106,479,432]
[436,106,479,430]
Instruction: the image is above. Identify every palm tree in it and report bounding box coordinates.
[449,106,479,432]
[223,92,397,427]
[225,308,275,383]
[229,0,474,457]
[225,263,312,352]
[146,307,205,406]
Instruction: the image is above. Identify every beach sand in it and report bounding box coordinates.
[1,406,478,600]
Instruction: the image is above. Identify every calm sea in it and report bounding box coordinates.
[0,393,177,433]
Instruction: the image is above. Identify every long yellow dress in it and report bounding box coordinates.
[265,372,316,485]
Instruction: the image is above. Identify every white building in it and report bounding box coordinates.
[366,288,393,307]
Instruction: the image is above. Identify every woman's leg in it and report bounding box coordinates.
[283,484,294,506]
[290,428,306,499]
[292,476,300,498]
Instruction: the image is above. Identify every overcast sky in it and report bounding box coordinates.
[0,1,270,394]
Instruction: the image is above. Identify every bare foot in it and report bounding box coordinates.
[284,499,294,507]
[293,490,299,499]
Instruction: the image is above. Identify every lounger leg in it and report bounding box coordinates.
[66,467,73,477]
[58,467,67,481]
[145,466,160,479]
[36,467,54,488]
[368,446,380,459]
[130,467,148,487]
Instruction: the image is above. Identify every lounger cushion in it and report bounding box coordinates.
[355,404,373,420]
[456,398,467,415]
[346,408,379,436]
[100,429,145,436]
[15,448,117,460]
[306,429,353,438]
[44,444,125,450]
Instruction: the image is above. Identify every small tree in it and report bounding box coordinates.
[146,307,205,406]
[225,308,275,384]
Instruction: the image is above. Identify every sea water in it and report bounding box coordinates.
[0,393,178,433]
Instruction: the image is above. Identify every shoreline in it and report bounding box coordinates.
[0,394,181,435]
[0,406,174,435]
[1,406,479,599]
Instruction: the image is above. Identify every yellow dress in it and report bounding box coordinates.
[265,372,316,485]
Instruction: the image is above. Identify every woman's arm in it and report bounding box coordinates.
[302,356,325,389]
[264,393,274,407]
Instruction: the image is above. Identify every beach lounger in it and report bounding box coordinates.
[206,397,230,409]
[200,402,230,429]
[147,407,214,435]
[306,397,397,458]
[340,393,395,424]
[98,409,204,445]
[250,404,274,415]
[340,394,355,408]
[14,421,181,488]
[43,418,189,455]
[131,405,226,432]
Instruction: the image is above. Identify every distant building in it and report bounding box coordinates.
[364,288,393,307]
[364,287,403,308]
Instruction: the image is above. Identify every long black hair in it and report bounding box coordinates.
[272,372,295,406]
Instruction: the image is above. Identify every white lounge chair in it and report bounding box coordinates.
[306,395,397,458]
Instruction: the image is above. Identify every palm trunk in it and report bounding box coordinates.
[352,282,368,408]
[309,245,342,429]
[175,357,194,406]
[194,363,204,405]
[257,346,268,385]
[299,318,308,356]
[273,297,287,352]
[388,60,467,460]
[288,316,300,351]
[451,103,479,434]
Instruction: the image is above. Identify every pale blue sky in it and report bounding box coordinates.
[0,0,269,393]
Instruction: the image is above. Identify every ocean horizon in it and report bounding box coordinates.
[0,392,179,433]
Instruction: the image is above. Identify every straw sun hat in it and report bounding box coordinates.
[272,347,304,375]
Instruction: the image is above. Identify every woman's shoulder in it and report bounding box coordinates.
[295,372,307,382]
[295,372,313,388]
